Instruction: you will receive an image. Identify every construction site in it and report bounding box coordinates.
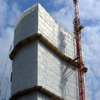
[0,0,87,100]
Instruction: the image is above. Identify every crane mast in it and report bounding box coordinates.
[73,0,85,100]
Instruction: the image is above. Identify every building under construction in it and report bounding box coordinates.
[9,3,87,100]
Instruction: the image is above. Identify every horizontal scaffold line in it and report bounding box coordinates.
[9,86,64,100]
[9,33,87,72]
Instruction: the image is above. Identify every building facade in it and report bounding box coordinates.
[9,3,87,100]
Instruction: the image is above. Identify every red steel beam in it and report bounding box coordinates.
[73,0,85,100]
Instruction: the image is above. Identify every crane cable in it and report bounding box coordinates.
[0,43,13,99]
[5,66,12,100]
[0,55,9,88]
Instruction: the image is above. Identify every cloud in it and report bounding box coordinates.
[50,6,74,33]
[95,90,100,100]
[0,0,100,99]
[86,87,92,100]
[50,0,100,100]
[82,25,100,100]
[22,0,28,2]
[0,0,9,26]
[8,2,21,26]
[0,0,21,60]
[53,0,73,7]
[79,0,100,22]
[0,0,21,99]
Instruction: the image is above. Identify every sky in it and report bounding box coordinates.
[0,0,100,100]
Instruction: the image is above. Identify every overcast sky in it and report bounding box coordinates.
[0,0,100,100]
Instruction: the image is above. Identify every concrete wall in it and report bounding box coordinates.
[37,92,53,100]
[17,92,53,100]
[17,92,37,100]
[11,40,38,96]
[14,3,83,60]
[13,3,84,60]
[37,40,79,100]
[38,4,76,59]
[11,3,86,100]
[14,4,38,46]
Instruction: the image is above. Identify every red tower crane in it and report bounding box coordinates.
[73,0,85,100]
